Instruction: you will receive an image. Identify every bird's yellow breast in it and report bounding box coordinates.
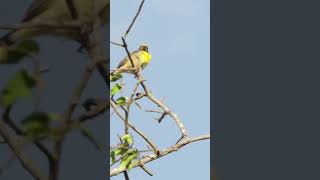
[140,51,152,65]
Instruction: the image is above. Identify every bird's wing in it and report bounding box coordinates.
[22,0,54,22]
[117,56,130,69]
[117,51,140,69]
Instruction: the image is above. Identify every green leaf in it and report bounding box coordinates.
[0,40,39,64]
[110,73,123,82]
[119,149,139,171]
[111,83,122,96]
[127,160,139,170]
[115,97,127,106]
[16,40,40,54]
[0,69,35,107]
[110,151,116,163]
[5,49,27,63]
[21,112,52,139]
[110,147,127,163]
[0,46,9,64]
[121,134,133,145]
[113,147,127,156]
[47,113,61,121]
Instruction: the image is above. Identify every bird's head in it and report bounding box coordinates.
[138,43,149,52]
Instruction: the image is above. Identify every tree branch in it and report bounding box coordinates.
[110,134,210,176]
[0,119,47,180]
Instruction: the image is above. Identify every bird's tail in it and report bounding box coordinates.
[110,69,121,76]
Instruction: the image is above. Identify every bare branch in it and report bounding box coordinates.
[123,0,146,38]
[111,101,160,154]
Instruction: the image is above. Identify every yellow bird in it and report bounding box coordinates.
[111,43,152,77]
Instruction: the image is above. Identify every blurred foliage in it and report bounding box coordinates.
[0,69,35,108]
[0,39,39,64]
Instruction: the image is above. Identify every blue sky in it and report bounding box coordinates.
[110,0,210,179]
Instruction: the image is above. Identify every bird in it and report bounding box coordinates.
[0,0,109,46]
[110,43,152,78]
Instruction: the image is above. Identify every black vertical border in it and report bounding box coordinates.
[212,0,218,179]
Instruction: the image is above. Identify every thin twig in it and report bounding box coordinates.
[111,102,159,153]
[123,0,146,38]
[2,107,56,163]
